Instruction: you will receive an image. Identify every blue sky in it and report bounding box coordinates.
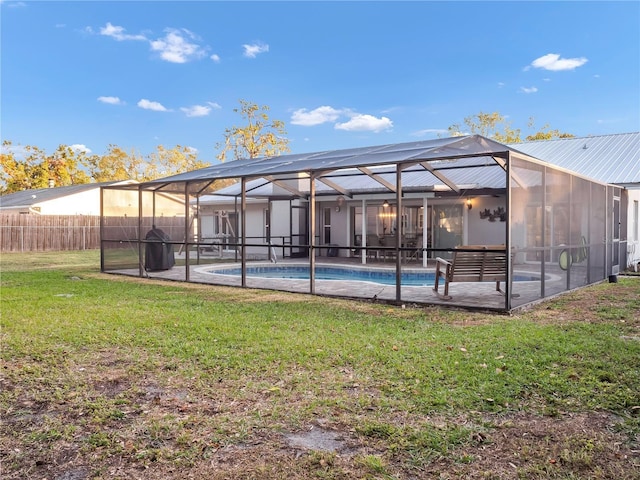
[2,1,639,164]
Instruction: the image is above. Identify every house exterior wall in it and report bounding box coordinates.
[270,200,292,242]
[33,189,101,215]
[316,201,352,257]
[102,189,139,217]
[467,197,507,247]
[325,202,350,256]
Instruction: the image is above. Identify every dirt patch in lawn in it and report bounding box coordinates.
[419,411,639,479]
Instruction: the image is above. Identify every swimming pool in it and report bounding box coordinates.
[202,264,539,287]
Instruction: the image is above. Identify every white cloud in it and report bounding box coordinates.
[69,144,92,154]
[100,22,147,41]
[180,102,220,117]
[137,99,168,112]
[150,28,206,63]
[520,86,538,94]
[181,105,210,117]
[210,53,221,63]
[97,96,124,105]
[292,106,394,133]
[411,128,448,137]
[335,114,393,133]
[98,23,207,64]
[243,42,269,58]
[291,106,342,126]
[529,53,588,71]
[497,82,505,88]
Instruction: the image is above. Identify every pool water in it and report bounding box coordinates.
[207,264,538,287]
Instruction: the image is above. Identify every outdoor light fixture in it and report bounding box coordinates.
[382,199,390,208]
[466,198,472,210]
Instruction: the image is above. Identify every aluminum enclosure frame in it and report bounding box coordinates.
[100,135,621,312]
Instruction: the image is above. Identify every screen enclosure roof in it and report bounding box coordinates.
[112,135,594,198]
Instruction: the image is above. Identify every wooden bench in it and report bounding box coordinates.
[433,245,507,300]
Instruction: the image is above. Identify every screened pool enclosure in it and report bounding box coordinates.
[101,135,624,312]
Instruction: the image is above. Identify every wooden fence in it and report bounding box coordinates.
[1,215,191,253]
[0,215,101,252]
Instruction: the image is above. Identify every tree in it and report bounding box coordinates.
[1,141,30,193]
[82,144,208,182]
[216,99,290,162]
[81,144,145,182]
[448,112,573,143]
[2,141,210,193]
[524,124,576,142]
[48,145,92,186]
[0,141,90,194]
[145,145,209,181]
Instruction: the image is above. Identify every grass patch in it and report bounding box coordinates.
[1,250,639,479]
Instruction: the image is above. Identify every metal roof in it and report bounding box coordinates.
[510,132,640,186]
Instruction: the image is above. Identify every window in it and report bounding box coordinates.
[323,207,331,244]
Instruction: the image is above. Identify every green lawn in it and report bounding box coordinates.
[1,250,639,479]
